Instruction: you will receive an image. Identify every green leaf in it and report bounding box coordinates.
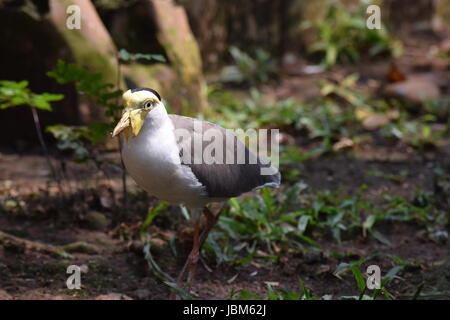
[163,281,195,300]
[382,265,404,285]
[261,188,275,214]
[334,262,350,276]
[87,123,111,144]
[362,214,376,236]
[0,80,63,111]
[141,202,169,232]
[325,45,337,68]
[370,229,391,245]
[0,80,29,89]
[297,215,309,234]
[31,96,52,111]
[40,92,64,102]
[350,265,366,292]
[149,54,167,63]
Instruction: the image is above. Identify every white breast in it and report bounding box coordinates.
[121,112,208,208]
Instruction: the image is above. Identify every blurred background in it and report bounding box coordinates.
[0,0,449,300]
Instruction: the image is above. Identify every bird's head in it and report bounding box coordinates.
[112,88,162,139]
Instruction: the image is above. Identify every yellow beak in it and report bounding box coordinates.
[112,108,151,139]
[112,110,131,138]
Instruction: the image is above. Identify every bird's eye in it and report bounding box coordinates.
[144,102,153,109]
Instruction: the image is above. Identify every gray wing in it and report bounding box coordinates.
[169,115,281,198]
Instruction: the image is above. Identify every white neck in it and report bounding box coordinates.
[144,102,172,131]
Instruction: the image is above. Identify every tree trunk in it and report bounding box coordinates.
[148,0,208,114]
[47,0,123,122]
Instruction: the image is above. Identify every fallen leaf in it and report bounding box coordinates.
[264,281,279,287]
[333,138,354,151]
[227,274,239,284]
[363,114,390,131]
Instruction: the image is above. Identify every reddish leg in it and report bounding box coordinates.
[199,205,223,250]
[175,204,224,288]
[176,218,201,285]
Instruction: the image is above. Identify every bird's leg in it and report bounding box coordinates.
[195,206,224,274]
[176,218,201,285]
[174,205,224,288]
[199,205,224,249]
[186,219,201,283]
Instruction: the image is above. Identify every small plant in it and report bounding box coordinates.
[46,61,125,184]
[46,50,167,153]
[204,182,310,264]
[0,80,64,192]
[220,46,278,86]
[203,179,447,267]
[0,80,63,111]
[423,97,450,124]
[209,85,360,159]
[382,115,448,149]
[232,280,318,300]
[45,125,103,162]
[305,1,402,69]
[334,254,404,300]
[47,60,123,123]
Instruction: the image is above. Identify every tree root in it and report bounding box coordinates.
[0,231,71,258]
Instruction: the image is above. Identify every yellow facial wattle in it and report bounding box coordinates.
[112,89,158,140]
[129,108,150,137]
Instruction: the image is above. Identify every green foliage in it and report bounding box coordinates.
[140,202,169,240]
[44,124,111,162]
[232,281,317,300]
[46,60,125,161]
[0,80,63,111]
[46,55,167,158]
[0,79,65,191]
[305,1,401,69]
[367,169,409,184]
[319,73,369,109]
[381,191,448,227]
[47,60,122,118]
[334,254,404,300]
[423,97,450,122]
[45,125,90,162]
[204,181,447,266]
[214,86,355,135]
[220,46,278,86]
[208,84,361,160]
[382,114,448,149]
[205,182,308,264]
[210,71,449,163]
[209,88,302,129]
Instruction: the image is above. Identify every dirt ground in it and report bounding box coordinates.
[0,138,449,300]
[1,36,450,300]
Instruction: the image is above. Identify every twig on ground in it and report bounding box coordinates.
[0,231,70,258]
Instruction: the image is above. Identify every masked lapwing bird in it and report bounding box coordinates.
[112,88,281,285]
